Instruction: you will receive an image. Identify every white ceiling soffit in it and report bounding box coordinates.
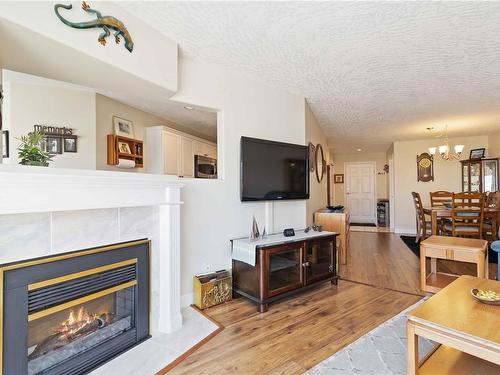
[122,1,500,152]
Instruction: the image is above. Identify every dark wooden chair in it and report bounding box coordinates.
[442,192,484,239]
[412,192,431,242]
[483,191,500,240]
[430,191,453,207]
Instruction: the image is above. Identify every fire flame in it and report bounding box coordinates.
[58,307,100,336]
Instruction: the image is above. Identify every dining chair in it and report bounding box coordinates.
[412,192,431,242]
[442,192,484,239]
[483,191,500,240]
[429,191,453,207]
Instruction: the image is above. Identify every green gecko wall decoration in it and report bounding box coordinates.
[54,1,134,52]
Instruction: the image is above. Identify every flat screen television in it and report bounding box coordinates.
[240,136,309,201]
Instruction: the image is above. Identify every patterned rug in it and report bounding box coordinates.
[306,299,434,375]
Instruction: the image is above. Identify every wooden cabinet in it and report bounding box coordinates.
[146,126,216,177]
[232,234,338,312]
[106,134,144,168]
[314,209,350,265]
[460,158,499,192]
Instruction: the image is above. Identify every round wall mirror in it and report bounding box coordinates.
[315,144,325,183]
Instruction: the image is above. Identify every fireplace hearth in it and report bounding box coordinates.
[1,240,150,375]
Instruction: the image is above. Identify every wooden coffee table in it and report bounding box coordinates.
[407,275,500,374]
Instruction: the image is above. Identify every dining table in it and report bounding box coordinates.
[423,205,500,239]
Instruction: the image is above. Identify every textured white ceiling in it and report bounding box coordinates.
[122,1,500,152]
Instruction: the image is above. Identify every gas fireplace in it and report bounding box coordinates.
[1,240,150,375]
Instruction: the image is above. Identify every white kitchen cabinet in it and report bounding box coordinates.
[180,137,195,177]
[164,132,180,176]
[194,141,217,159]
[146,126,216,178]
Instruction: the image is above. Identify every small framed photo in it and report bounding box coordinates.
[64,137,77,153]
[334,174,344,184]
[469,148,485,159]
[113,116,134,138]
[46,137,62,154]
[2,130,9,158]
[118,141,132,154]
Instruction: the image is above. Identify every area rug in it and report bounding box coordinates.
[400,235,498,264]
[306,299,434,375]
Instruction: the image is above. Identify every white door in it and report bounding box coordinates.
[345,162,376,223]
[180,137,195,177]
[164,132,180,176]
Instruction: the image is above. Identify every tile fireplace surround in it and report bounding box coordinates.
[0,165,185,373]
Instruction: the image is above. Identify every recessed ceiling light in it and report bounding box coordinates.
[184,105,194,110]
[357,148,362,152]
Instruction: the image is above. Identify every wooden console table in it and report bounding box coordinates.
[231,231,338,312]
[420,236,488,293]
[407,276,500,374]
[314,208,350,264]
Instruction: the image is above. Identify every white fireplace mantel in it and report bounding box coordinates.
[0,164,184,214]
[0,164,185,333]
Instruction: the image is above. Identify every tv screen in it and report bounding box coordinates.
[240,137,309,201]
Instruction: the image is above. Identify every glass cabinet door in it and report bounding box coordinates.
[305,239,335,284]
[469,161,481,192]
[462,163,469,192]
[482,159,498,192]
[267,245,303,296]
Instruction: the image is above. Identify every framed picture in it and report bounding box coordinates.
[118,141,132,154]
[334,174,344,184]
[46,137,62,154]
[2,130,9,158]
[113,116,134,138]
[469,148,485,159]
[64,136,77,153]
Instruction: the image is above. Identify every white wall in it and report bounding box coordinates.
[305,102,328,225]
[170,58,307,304]
[393,135,489,233]
[0,1,177,96]
[2,70,96,169]
[489,130,500,157]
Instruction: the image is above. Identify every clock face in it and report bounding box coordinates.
[419,158,431,168]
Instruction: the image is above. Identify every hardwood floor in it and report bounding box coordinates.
[163,232,498,374]
[341,232,498,296]
[168,281,421,374]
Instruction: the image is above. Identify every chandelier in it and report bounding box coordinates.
[426,125,464,161]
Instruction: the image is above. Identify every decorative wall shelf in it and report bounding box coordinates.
[107,134,144,168]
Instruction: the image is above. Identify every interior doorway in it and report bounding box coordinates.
[344,161,376,224]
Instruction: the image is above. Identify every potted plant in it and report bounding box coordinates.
[17,131,54,166]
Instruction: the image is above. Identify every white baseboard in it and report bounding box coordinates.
[395,228,417,236]
[181,292,193,307]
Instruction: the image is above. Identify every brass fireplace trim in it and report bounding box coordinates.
[0,239,150,375]
[28,258,138,291]
[28,279,137,322]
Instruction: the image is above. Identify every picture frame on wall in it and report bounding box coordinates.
[2,130,9,158]
[113,116,134,138]
[64,136,77,153]
[334,174,344,184]
[469,148,485,159]
[46,137,62,154]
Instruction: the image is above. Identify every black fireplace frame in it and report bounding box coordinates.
[0,239,150,375]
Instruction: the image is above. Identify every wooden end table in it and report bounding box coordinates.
[420,236,488,293]
[407,276,500,374]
